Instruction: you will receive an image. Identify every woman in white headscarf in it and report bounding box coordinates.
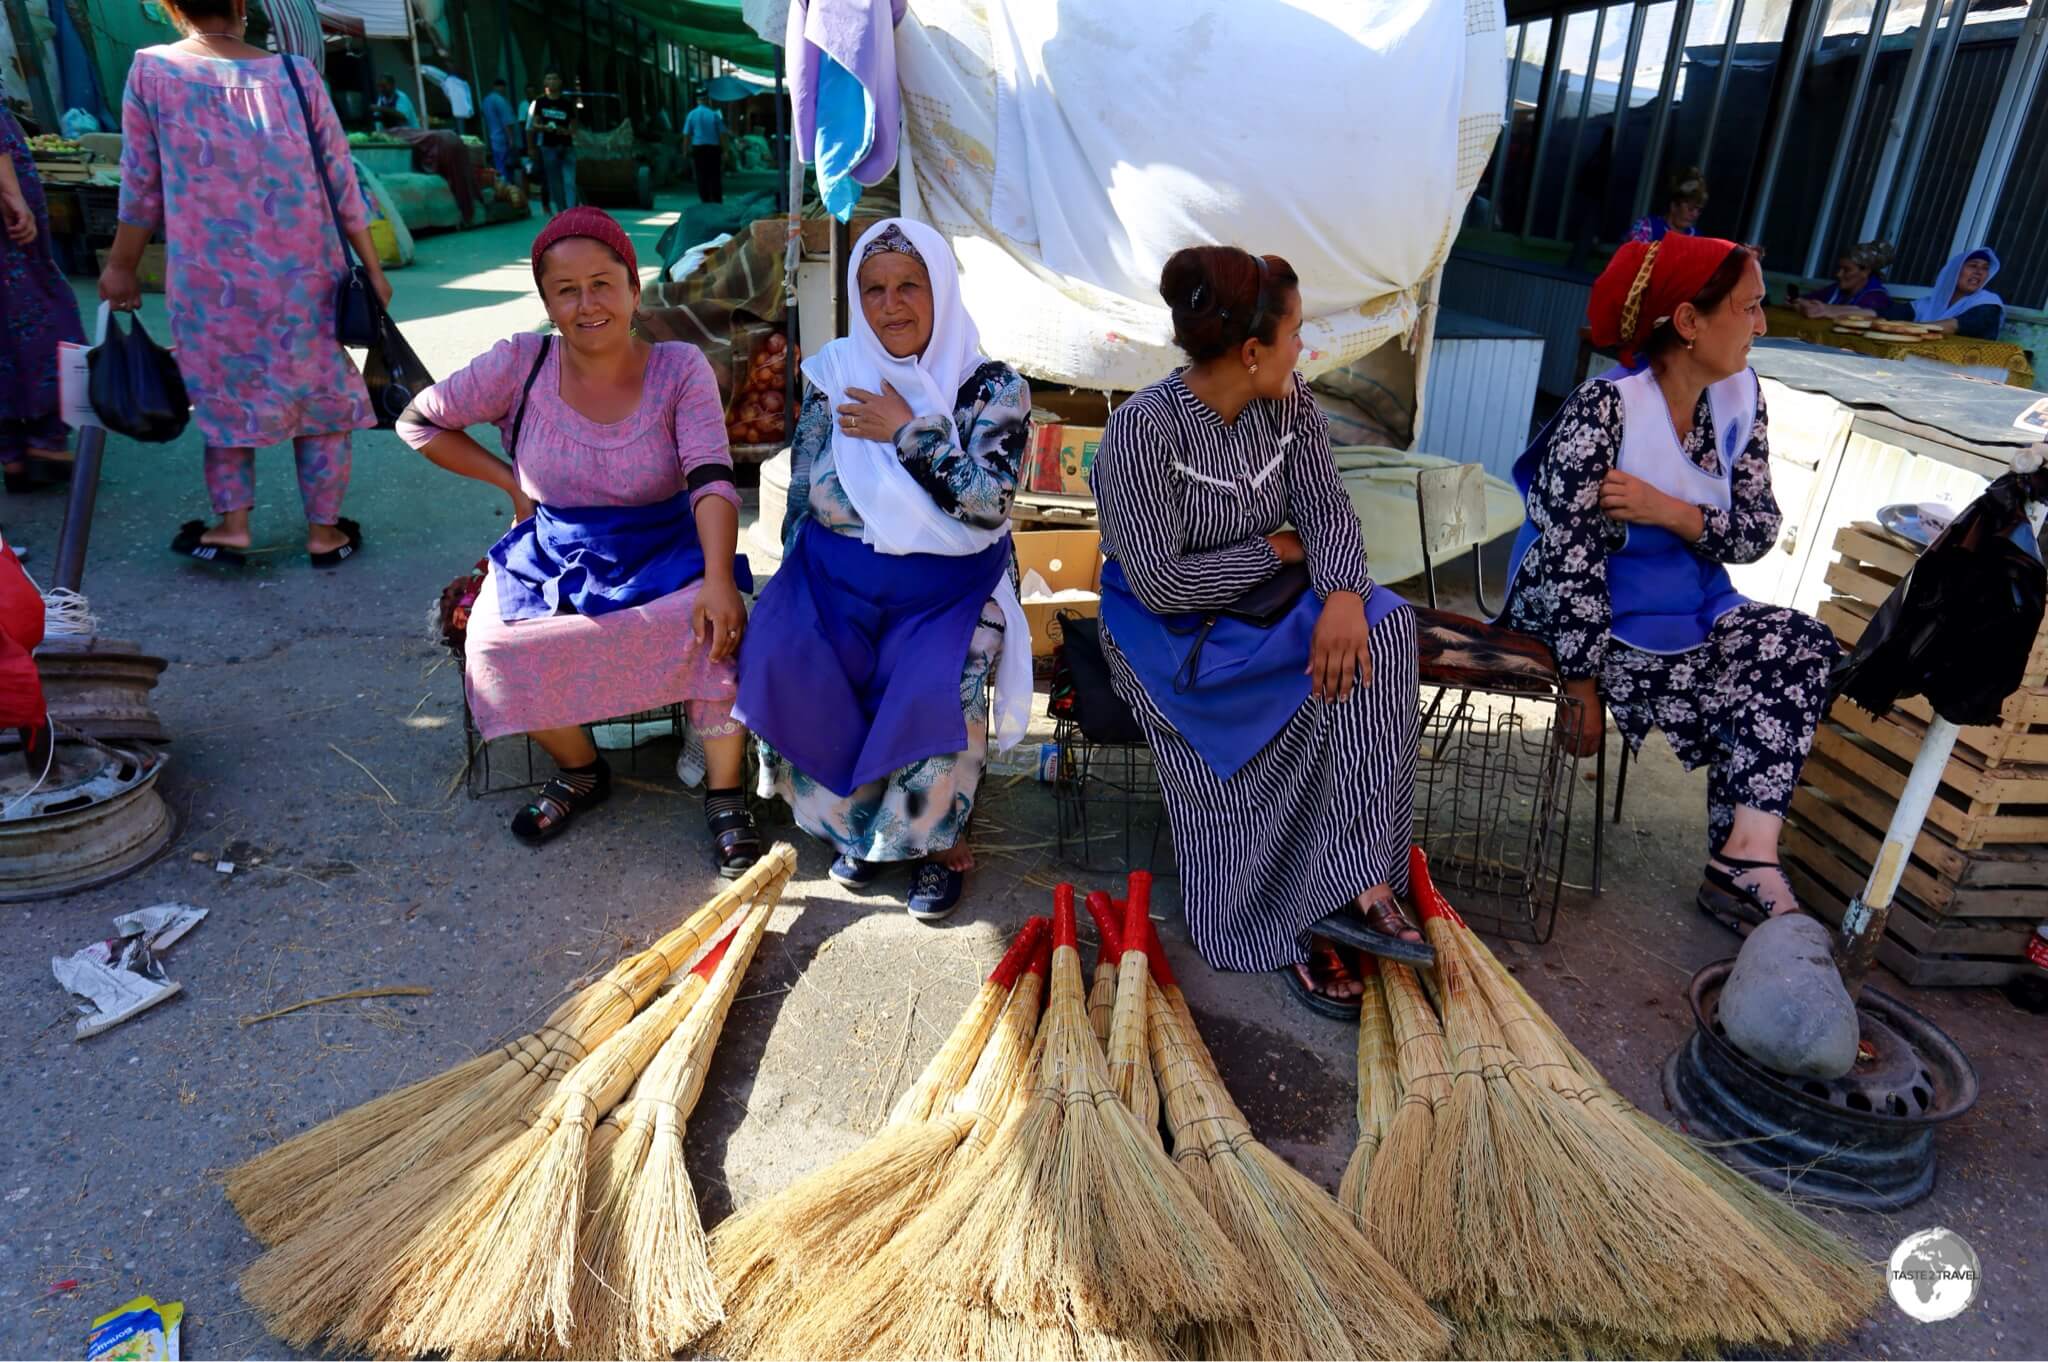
[1887,246,2006,340]
[736,218,1033,922]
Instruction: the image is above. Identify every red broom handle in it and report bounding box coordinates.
[1121,884,1151,962]
[1028,925,1052,980]
[1141,919,1180,991]
[1053,884,1078,949]
[689,921,744,979]
[989,916,1049,989]
[1407,846,1466,927]
[1085,892,1122,963]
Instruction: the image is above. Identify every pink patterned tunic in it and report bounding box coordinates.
[398,334,742,740]
[117,47,372,447]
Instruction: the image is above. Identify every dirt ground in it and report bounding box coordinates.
[0,198,2036,1359]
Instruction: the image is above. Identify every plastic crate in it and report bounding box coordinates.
[78,184,123,242]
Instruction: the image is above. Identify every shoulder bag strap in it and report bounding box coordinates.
[507,335,553,462]
[279,55,357,274]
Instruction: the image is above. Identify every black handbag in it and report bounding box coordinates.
[1170,560,1312,692]
[361,307,435,430]
[87,307,190,443]
[281,55,378,347]
[1051,612,1146,744]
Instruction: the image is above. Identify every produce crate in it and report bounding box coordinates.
[1783,521,2048,986]
[78,184,123,242]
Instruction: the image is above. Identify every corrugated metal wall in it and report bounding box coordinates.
[1440,254,1593,397]
[1419,336,1547,480]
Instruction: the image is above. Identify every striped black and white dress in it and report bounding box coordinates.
[1090,370,1419,974]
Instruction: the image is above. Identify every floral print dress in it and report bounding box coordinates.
[1502,378,1839,853]
[0,107,85,461]
[756,360,1029,862]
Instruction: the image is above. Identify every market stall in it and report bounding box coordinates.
[1764,305,2037,390]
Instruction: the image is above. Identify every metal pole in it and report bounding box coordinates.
[773,50,788,213]
[1519,12,1569,239]
[1490,21,1529,230]
[1858,0,1945,241]
[403,0,431,132]
[1632,0,1699,226]
[1883,0,1972,247]
[52,427,106,595]
[1554,4,1607,241]
[1804,0,1895,277]
[1946,0,2048,259]
[1696,0,1747,170]
[3,0,61,130]
[831,217,850,337]
[1742,0,1827,245]
[1603,4,1650,225]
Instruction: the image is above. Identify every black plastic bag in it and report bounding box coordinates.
[362,309,434,431]
[1833,468,2048,726]
[88,310,191,443]
[1050,612,1147,744]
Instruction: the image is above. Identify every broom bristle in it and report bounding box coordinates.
[892,917,1048,1125]
[1106,890,1160,1141]
[1339,956,1396,1218]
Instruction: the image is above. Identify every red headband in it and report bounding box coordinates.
[530,206,639,284]
[1588,234,1742,364]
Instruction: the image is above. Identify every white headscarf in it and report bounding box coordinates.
[800,217,1033,751]
[1914,246,2004,324]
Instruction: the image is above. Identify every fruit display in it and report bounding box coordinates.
[727,330,791,448]
[29,134,87,155]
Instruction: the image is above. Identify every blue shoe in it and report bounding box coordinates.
[830,853,884,888]
[906,861,965,922]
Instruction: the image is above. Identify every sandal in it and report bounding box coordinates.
[1698,855,1798,939]
[706,801,763,879]
[511,758,611,845]
[1280,939,1364,1020]
[310,517,363,569]
[1317,893,1436,967]
[170,519,246,567]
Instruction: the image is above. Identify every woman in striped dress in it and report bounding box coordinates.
[1090,245,1425,1018]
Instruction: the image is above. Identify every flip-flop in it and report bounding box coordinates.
[169,519,246,567]
[1316,906,1437,967]
[310,517,363,569]
[1280,956,1364,1021]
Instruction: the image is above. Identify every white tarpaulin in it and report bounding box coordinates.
[315,0,411,39]
[896,0,1506,392]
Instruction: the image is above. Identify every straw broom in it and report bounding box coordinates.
[573,892,777,1359]
[1103,883,1160,1142]
[708,918,1050,1359]
[237,849,795,1349]
[374,856,796,1358]
[1337,955,1397,1217]
[1139,918,1451,1361]
[1085,893,1124,1046]
[227,846,798,1245]
[804,885,1254,1345]
[892,918,1049,1125]
[1362,959,1458,1299]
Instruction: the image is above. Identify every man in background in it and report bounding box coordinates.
[683,89,727,204]
[482,78,519,182]
[372,75,419,130]
[529,72,578,212]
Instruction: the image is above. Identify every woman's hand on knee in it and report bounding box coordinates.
[1562,675,1604,758]
[693,579,748,662]
[1308,590,1373,702]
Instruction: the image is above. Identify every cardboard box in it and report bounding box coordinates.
[96,245,166,293]
[1014,529,1104,657]
[1025,422,1105,496]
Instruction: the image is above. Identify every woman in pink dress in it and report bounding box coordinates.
[398,209,760,872]
[99,0,390,568]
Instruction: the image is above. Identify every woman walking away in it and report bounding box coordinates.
[100,0,389,568]
[1,105,85,496]
[737,218,1034,922]
[1501,234,1838,937]
[1090,245,1426,1021]
[398,208,762,873]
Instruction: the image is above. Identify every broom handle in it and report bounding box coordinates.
[662,900,778,1121]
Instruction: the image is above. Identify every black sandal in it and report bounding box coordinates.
[1698,855,1796,938]
[1281,940,1365,1021]
[170,519,246,567]
[706,802,763,879]
[310,517,363,569]
[1317,896,1436,967]
[511,758,611,845]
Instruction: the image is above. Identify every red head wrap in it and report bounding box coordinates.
[1588,234,1743,364]
[530,206,639,285]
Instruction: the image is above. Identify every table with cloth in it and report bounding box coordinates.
[1763,306,2035,389]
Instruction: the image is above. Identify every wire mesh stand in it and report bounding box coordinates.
[1050,717,1171,876]
[1411,682,1583,943]
[461,696,692,799]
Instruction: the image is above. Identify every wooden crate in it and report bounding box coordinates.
[1785,850,2028,988]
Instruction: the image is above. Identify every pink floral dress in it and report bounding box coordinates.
[117,47,372,448]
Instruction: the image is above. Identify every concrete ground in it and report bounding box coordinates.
[1,195,2039,1359]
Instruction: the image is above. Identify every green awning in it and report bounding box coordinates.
[623,1,781,75]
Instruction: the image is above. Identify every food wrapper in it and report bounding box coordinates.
[87,1295,182,1361]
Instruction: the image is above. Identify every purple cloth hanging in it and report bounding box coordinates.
[785,0,906,188]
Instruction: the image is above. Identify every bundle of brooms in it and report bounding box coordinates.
[1347,848,1877,1358]
[236,844,797,1356]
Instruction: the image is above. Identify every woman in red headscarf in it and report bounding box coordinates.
[396,208,760,874]
[1498,235,1838,936]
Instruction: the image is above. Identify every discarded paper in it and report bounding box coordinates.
[52,904,207,1040]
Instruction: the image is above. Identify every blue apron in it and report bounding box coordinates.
[489,488,751,622]
[1100,558,1407,782]
[735,518,1009,797]
[1500,364,1749,654]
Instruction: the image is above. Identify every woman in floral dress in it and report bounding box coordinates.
[1502,233,1838,936]
[739,219,1033,922]
[0,106,85,497]
[100,0,391,567]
